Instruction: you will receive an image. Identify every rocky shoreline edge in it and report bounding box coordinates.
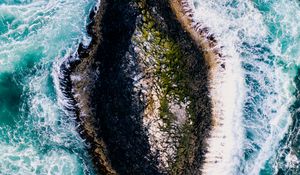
[67,0,213,174]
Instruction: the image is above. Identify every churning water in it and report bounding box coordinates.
[0,0,97,174]
[2,0,300,174]
[192,0,300,174]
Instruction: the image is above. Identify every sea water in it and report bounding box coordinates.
[0,0,97,174]
[192,0,300,174]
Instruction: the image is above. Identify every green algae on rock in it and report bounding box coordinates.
[132,0,211,174]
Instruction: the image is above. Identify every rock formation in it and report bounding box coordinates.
[69,0,212,174]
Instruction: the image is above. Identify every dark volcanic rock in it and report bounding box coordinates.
[88,0,161,175]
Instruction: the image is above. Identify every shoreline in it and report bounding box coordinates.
[169,0,221,69]
[169,1,223,173]
[170,0,245,174]
[70,0,117,174]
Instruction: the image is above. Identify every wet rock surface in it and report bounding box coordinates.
[70,0,212,174]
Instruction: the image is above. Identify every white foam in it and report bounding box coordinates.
[182,0,249,173]
[0,143,84,175]
[52,49,78,117]
[184,0,294,174]
[0,0,98,173]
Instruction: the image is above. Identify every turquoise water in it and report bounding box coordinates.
[193,0,300,174]
[0,0,97,174]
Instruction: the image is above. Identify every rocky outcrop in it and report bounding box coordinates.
[69,0,212,174]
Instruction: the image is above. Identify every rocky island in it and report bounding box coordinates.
[67,0,214,174]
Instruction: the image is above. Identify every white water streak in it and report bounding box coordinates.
[190,0,293,174]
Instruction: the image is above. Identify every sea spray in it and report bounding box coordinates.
[190,0,298,174]
[0,0,98,174]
